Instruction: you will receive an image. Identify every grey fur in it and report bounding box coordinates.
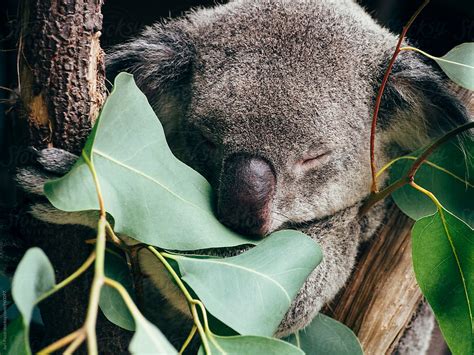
[14,0,472,352]
[394,301,436,355]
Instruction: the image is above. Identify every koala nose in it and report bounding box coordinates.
[217,154,276,237]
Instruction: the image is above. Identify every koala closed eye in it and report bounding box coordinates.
[295,150,332,172]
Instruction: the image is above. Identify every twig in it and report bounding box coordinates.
[369,0,430,193]
[82,151,105,217]
[36,252,96,304]
[37,329,82,354]
[64,332,86,355]
[83,216,107,355]
[407,121,474,179]
[361,121,474,214]
[148,248,212,354]
[180,326,197,354]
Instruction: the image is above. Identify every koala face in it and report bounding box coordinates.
[107,0,469,237]
[184,55,375,235]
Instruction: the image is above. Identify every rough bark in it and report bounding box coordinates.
[16,0,131,353]
[19,0,105,154]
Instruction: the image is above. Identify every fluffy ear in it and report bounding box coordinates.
[106,23,196,134]
[378,53,471,151]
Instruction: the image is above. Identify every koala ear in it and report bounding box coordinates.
[106,23,196,134]
[378,53,471,151]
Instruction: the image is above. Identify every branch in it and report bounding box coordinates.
[370,0,430,192]
[325,207,422,354]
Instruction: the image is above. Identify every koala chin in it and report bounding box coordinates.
[13,0,471,353]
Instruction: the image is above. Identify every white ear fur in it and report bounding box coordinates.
[136,249,191,317]
[30,204,99,229]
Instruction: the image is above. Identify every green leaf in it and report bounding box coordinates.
[198,334,304,355]
[412,208,474,355]
[129,314,177,354]
[173,231,322,337]
[100,249,135,331]
[436,43,474,90]
[44,73,255,251]
[391,141,474,227]
[5,317,31,355]
[12,248,55,326]
[10,248,55,355]
[285,314,363,355]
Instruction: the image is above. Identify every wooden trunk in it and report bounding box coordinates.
[16,0,131,353]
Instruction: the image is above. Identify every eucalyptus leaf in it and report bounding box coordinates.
[100,249,135,331]
[9,248,55,355]
[5,317,31,355]
[129,314,177,354]
[436,43,474,90]
[12,248,55,326]
[44,73,255,251]
[391,141,474,227]
[412,208,474,355]
[173,231,322,336]
[198,334,304,355]
[285,314,363,355]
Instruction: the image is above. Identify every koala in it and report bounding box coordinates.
[12,0,471,353]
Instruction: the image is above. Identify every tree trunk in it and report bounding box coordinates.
[326,208,422,354]
[16,0,131,353]
[19,0,105,154]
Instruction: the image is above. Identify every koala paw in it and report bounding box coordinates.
[15,148,98,228]
[16,147,79,197]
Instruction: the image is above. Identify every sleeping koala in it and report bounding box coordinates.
[15,0,471,353]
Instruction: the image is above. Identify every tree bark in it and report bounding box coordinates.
[16,0,131,353]
[325,208,422,354]
[19,0,105,154]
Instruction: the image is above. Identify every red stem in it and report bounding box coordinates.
[370,0,430,193]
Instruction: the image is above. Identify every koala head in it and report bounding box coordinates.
[107,0,470,238]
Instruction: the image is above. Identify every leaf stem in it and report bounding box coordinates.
[362,121,474,215]
[179,325,197,354]
[64,332,86,355]
[147,248,195,304]
[83,216,107,355]
[37,218,107,355]
[369,0,430,193]
[407,121,474,179]
[103,277,141,318]
[360,177,410,216]
[408,181,443,210]
[376,156,474,188]
[295,332,301,349]
[37,329,82,354]
[82,151,105,218]
[43,149,109,355]
[408,181,473,325]
[400,46,474,70]
[375,156,417,179]
[147,247,211,354]
[36,251,96,304]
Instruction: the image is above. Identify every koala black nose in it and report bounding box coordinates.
[217,154,276,237]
